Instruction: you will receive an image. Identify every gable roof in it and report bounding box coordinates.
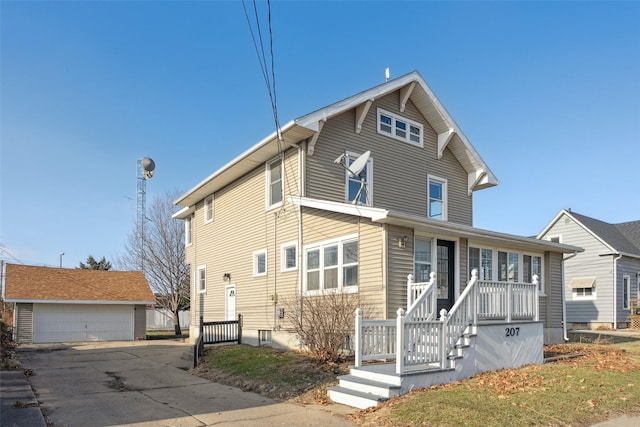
[4,264,155,304]
[538,209,640,258]
[174,70,498,209]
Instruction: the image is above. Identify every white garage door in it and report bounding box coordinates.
[34,304,134,343]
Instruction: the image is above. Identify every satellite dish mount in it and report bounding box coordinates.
[334,150,371,205]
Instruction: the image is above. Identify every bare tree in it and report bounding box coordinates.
[120,190,189,335]
[281,292,367,362]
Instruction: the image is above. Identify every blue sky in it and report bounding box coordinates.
[1,1,639,268]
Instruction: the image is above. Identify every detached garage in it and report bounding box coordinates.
[4,264,155,344]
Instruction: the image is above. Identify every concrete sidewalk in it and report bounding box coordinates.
[0,370,47,427]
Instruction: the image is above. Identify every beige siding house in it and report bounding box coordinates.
[175,71,582,407]
[539,209,640,329]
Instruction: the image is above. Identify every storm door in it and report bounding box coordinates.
[436,239,456,313]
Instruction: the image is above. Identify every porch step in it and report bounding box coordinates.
[337,375,402,399]
[327,386,388,409]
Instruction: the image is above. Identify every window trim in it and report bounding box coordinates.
[253,249,267,277]
[281,241,298,272]
[468,244,544,292]
[427,175,448,221]
[344,151,373,205]
[573,286,596,300]
[623,274,630,309]
[377,108,424,147]
[204,194,214,224]
[266,156,284,210]
[197,265,206,294]
[303,234,358,295]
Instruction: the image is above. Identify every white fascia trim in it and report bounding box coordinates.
[7,299,155,305]
[173,206,195,220]
[288,196,388,221]
[380,210,584,254]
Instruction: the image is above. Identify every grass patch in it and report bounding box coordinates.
[194,344,348,401]
[146,330,189,340]
[353,336,640,427]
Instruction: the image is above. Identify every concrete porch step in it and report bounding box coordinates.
[327,385,388,409]
[337,374,401,399]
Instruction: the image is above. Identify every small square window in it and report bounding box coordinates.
[377,108,423,147]
[281,242,297,272]
[197,265,206,293]
[254,250,267,276]
[267,158,283,209]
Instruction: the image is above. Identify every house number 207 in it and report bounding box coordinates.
[505,327,520,337]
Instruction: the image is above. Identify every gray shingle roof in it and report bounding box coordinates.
[570,211,640,256]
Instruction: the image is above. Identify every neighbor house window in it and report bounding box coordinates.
[345,152,373,205]
[197,265,206,293]
[414,238,433,282]
[304,235,358,293]
[204,195,214,223]
[427,175,447,220]
[185,217,192,246]
[623,275,630,309]
[267,157,283,208]
[253,250,267,276]
[377,108,423,147]
[570,277,596,300]
[281,242,297,272]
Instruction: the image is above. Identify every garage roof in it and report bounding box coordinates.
[4,264,155,304]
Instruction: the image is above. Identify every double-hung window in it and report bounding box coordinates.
[414,238,432,282]
[468,247,493,280]
[498,251,519,282]
[304,235,358,293]
[267,157,283,209]
[427,175,447,220]
[623,275,630,309]
[185,217,192,246]
[204,195,214,223]
[345,152,373,205]
[377,108,423,147]
[197,265,206,293]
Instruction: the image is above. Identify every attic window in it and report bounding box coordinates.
[377,108,423,147]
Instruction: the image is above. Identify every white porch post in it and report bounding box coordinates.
[533,274,540,321]
[395,307,405,374]
[354,308,362,368]
[406,274,414,308]
[507,282,513,323]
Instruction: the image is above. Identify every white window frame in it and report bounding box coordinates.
[377,108,423,147]
[253,249,267,277]
[468,245,544,292]
[197,265,206,294]
[573,286,596,300]
[185,217,192,246]
[266,157,283,210]
[623,275,630,309]
[204,194,214,224]
[281,241,298,272]
[427,175,447,221]
[303,234,358,295]
[344,151,373,205]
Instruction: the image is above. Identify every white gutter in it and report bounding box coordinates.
[4,299,156,305]
[561,251,579,341]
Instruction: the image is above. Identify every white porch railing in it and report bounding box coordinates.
[354,269,540,374]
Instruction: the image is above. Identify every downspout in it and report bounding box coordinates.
[562,251,579,342]
[297,143,304,348]
[613,253,622,330]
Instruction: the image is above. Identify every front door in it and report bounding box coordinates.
[436,240,455,313]
[225,284,236,321]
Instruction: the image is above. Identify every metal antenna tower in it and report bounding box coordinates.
[137,157,156,270]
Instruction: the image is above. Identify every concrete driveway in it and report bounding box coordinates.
[16,341,356,427]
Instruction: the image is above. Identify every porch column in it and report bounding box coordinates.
[395,308,405,374]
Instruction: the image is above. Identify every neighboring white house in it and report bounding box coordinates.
[539,209,640,330]
[5,264,155,343]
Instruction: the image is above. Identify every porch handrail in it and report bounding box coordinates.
[354,309,396,367]
[441,269,479,368]
[405,272,438,322]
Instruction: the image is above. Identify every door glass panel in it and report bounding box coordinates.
[437,244,450,299]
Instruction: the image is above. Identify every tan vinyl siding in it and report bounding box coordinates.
[386,226,415,318]
[459,238,469,289]
[187,147,301,332]
[305,91,472,226]
[16,303,33,344]
[358,220,385,319]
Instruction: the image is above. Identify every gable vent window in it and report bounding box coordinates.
[377,108,423,147]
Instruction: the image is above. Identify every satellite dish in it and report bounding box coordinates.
[333,151,371,205]
[347,151,370,177]
[141,157,155,179]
